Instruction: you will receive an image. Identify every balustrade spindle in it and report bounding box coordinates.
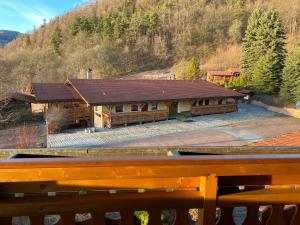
[243,206,261,225]
[266,205,286,225]
[291,205,300,225]
[30,215,45,225]
[120,211,136,225]
[217,207,235,225]
[148,209,162,225]
[283,205,300,225]
[283,205,296,225]
[92,212,106,225]
[268,205,285,225]
[260,206,272,225]
[174,209,190,225]
[58,213,75,225]
[0,217,12,225]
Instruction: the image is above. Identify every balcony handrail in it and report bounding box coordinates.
[1,154,300,224]
[108,109,169,116]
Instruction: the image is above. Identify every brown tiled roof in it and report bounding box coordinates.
[31,83,81,103]
[249,131,300,146]
[238,89,255,95]
[0,93,36,103]
[67,79,244,105]
[11,92,36,103]
[207,71,233,77]
[228,67,241,73]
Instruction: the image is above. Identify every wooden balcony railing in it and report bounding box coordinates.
[102,110,169,128]
[191,104,237,116]
[1,154,300,224]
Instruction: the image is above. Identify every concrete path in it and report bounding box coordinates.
[47,104,300,148]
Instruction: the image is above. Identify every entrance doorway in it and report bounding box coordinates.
[142,104,148,112]
[169,102,178,115]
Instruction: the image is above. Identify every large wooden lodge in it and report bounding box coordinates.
[25,78,244,132]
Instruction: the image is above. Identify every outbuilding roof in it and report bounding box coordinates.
[248,131,300,146]
[31,83,81,103]
[207,71,233,77]
[11,92,36,103]
[66,79,244,105]
[0,93,36,103]
[227,67,241,73]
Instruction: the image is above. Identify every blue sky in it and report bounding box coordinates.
[0,0,94,33]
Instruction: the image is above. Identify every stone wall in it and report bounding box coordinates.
[252,100,300,119]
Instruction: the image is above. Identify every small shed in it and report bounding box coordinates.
[0,92,36,128]
[237,89,255,103]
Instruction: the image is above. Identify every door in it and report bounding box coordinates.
[142,104,148,112]
[169,102,178,115]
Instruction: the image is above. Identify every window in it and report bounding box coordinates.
[131,104,139,112]
[115,104,123,113]
[218,99,223,105]
[204,99,210,106]
[227,98,236,104]
[193,100,204,107]
[149,103,158,111]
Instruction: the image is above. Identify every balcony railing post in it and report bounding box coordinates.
[267,205,286,225]
[92,211,106,225]
[174,209,190,225]
[197,175,217,225]
[217,207,235,225]
[58,213,75,225]
[242,206,261,225]
[148,209,162,225]
[0,217,11,225]
[30,215,44,225]
[120,210,136,225]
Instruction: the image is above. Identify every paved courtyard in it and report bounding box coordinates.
[48,104,300,148]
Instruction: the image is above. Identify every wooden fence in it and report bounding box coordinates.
[191,104,237,116]
[102,110,169,128]
[1,154,300,224]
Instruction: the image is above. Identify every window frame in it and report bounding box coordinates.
[149,103,158,111]
[198,99,204,106]
[204,99,210,106]
[131,104,139,112]
[115,104,124,113]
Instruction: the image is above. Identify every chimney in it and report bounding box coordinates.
[86,68,93,79]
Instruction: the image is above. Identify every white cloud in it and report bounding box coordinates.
[73,0,93,7]
[0,0,55,27]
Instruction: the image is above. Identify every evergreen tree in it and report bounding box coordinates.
[294,77,300,102]
[252,50,279,94]
[240,8,263,84]
[71,17,82,36]
[50,27,63,55]
[281,45,300,101]
[240,8,286,93]
[184,57,200,80]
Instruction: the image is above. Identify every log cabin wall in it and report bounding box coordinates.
[97,98,239,128]
[97,103,169,128]
[191,98,238,116]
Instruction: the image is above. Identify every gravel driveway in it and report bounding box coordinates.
[47,104,300,148]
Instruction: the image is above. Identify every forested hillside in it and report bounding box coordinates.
[0,0,299,95]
